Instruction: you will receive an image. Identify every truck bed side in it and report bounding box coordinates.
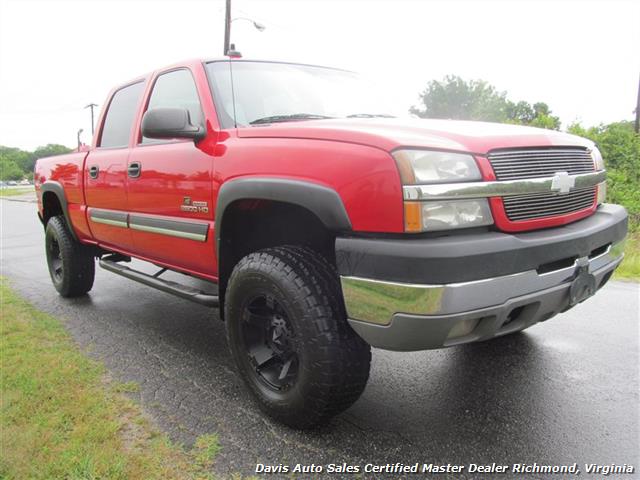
[34,151,93,241]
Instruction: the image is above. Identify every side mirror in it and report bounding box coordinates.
[141,107,206,141]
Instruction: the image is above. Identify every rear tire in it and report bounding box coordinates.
[225,246,371,429]
[45,216,95,297]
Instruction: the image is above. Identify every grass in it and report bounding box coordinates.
[613,232,639,281]
[0,277,220,479]
[0,188,33,197]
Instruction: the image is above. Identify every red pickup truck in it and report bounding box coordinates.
[35,58,627,428]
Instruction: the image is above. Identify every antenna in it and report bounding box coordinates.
[227,43,242,58]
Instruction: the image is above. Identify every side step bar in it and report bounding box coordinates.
[99,258,219,307]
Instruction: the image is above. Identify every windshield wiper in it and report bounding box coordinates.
[346,113,396,118]
[249,113,334,125]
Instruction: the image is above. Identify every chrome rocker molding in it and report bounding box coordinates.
[89,209,128,228]
[88,208,208,242]
[129,215,208,242]
[341,239,624,351]
[403,170,606,201]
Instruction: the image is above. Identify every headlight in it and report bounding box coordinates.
[393,149,482,184]
[591,146,605,170]
[393,149,491,232]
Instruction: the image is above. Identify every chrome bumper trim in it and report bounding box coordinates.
[402,170,606,201]
[340,239,624,326]
[347,255,622,352]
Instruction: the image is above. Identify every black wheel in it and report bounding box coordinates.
[225,246,371,429]
[45,216,95,297]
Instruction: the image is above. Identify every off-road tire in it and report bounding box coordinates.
[45,216,95,297]
[225,246,371,429]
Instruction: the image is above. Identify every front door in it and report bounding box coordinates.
[126,68,216,277]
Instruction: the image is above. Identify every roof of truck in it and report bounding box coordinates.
[115,57,352,90]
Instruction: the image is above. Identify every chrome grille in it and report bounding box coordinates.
[488,148,595,180]
[503,186,596,221]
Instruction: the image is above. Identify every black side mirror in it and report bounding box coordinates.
[141,107,206,141]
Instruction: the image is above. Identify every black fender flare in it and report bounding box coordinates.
[214,177,352,254]
[40,181,78,241]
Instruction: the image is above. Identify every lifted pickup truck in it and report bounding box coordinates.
[35,58,627,428]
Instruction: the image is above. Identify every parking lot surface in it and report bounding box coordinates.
[2,199,638,478]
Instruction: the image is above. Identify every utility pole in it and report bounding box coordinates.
[223,0,231,55]
[84,103,98,135]
[635,73,639,134]
[77,128,84,150]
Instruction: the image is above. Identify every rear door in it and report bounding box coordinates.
[85,81,145,251]
[126,68,216,277]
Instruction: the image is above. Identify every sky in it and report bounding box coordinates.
[0,0,638,151]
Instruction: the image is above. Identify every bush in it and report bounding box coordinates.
[567,121,640,231]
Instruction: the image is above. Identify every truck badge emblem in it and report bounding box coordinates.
[550,172,575,195]
[180,198,208,213]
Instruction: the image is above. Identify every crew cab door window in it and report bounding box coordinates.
[141,69,203,143]
[99,82,144,148]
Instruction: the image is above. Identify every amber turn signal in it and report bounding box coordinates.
[404,202,422,232]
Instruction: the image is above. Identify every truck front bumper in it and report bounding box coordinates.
[336,204,627,351]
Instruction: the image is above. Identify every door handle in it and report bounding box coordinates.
[88,165,99,179]
[127,161,141,178]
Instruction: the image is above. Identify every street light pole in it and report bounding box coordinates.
[223,0,264,56]
[224,0,231,55]
[84,103,98,135]
[77,128,84,150]
[635,73,639,134]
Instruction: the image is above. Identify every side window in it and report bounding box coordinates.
[142,69,203,143]
[99,82,144,148]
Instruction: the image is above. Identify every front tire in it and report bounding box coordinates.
[45,216,95,297]
[225,246,371,429]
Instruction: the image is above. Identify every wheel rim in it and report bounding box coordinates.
[241,293,299,391]
[47,236,63,282]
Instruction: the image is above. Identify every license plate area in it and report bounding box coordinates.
[568,258,596,306]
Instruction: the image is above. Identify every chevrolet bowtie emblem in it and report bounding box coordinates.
[550,171,575,195]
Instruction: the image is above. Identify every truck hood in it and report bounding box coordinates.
[237,117,593,154]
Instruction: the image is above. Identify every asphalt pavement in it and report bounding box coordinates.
[1,197,639,479]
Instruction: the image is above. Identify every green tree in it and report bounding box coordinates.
[410,75,509,122]
[33,144,73,160]
[505,100,535,124]
[411,76,561,130]
[529,113,561,130]
[0,158,25,181]
[0,147,34,175]
[529,102,561,129]
[0,144,72,180]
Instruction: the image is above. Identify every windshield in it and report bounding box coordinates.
[206,61,397,128]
